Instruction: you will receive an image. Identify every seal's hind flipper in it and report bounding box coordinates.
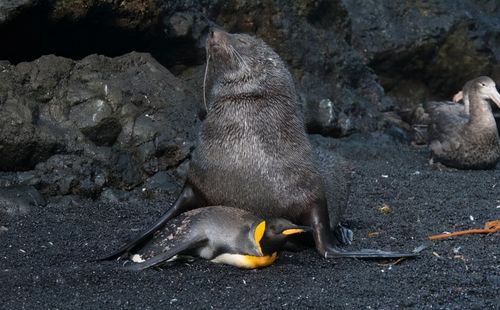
[99,184,204,261]
[325,244,428,259]
[127,237,207,271]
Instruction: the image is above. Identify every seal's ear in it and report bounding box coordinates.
[281,225,312,236]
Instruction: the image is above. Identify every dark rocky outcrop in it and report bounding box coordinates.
[0,0,499,200]
[0,0,36,24]
[343,0,500,122]
[0,52,199,198]
[2,1,499,133]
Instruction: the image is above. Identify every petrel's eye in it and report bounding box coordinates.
[479,82,486,87]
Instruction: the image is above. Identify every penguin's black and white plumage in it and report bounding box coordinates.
[113,206,310,270]
[426,76,500,169]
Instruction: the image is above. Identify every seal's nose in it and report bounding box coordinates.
[207,28,226,45]
[209,29,221,41]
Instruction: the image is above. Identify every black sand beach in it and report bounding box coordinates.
[2,134,498,309]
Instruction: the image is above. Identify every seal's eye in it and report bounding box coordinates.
[238,38,248,44]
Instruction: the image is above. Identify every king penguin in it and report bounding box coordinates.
[108,206,310,270]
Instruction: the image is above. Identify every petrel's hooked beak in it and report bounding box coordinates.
[452,90,463,102]
[488,85,500,109]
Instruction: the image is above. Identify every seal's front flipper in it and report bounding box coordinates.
[99,184,204,261]
[126,237,207,271]
[325,245,425,259]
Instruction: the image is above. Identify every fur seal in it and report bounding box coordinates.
[123,206,310,270]
[102,29,419,261]
[426,76,500,169]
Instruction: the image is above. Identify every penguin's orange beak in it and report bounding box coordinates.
[282,225,312,235]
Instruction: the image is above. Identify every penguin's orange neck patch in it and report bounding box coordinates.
[242,252,277,269]
[254,220,266,255]
[211,252,278,269]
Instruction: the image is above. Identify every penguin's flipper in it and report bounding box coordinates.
[99,184,204,261]
[325,243,428,259]
[127,237,207,271]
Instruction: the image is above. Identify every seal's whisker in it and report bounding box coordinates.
[229,45,244,67]
[229,45,250,75]
[228,45,237,62]
[234,48,247,69]
[203,53,211,112]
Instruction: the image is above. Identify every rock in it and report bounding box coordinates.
[343,0,456,61]
[305,90,381,138]
[384,126,412,145]
[165,11,195,38]
[68,98,121,146]
[0,52,199,197]
[143,171,180,195]
[111,151,144,190]
[80,117,122,147]
[162,10,211,52]
[343,0,500,119]
[100,188,132,204]
[32,154,107,198]
[0,185,45,216]
[0,0,35,24]
[45,195,85,209]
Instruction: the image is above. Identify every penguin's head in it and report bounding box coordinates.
[257,218,311,255]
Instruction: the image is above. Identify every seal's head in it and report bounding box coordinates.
[205,29,295,102]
